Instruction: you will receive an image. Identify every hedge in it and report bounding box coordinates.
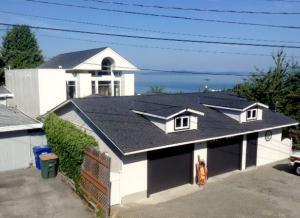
[44,113,97,184]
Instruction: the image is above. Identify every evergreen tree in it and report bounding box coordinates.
[234,51,300,146]
[1,25,44,71]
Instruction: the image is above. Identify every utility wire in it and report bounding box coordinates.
[38,34,300,58]
[2,10,300,45]
[85,0,300,15]
[23,0,300,30]
[1,22,300,49]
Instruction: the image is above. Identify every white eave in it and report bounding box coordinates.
[132,108,205,120]
[0,123,43,133]
[203,102,269,112]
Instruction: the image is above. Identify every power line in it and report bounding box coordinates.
[38,33,300,58]
[1,22,300,49]
[2,10,300,45]
[264,0,300,3]
[23,0,300,30]
[85,0,300,15]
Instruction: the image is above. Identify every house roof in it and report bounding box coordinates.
[0,105,42,132]
[39,47,107,69]
[59,92,298,155]
[130,100,204,119]
[198,92,268,111]
[0,86,13,97]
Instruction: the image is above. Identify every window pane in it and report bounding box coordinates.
[91,81,96,95]
[252,110,257,118]
[114,81,120,96]
[98,81,111,96]
[66,81,76,99]
[247,110,251,118]
[175,118,181,127]
[182,118,188,127]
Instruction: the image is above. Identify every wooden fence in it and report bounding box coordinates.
[81,146,111,217]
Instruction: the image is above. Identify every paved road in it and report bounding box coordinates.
[0,168,93,218]
[113,160,300,218]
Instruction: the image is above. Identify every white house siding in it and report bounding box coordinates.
[77,72,92,98]
[256,128,290,166]
[56,103,123,173]
[193,142,207,182]
[0,130,47,172]
[147,116,166,132]
[38,69,73,115]
[121,73,135,96]
[5,69,40,117]
[120,153,147,200]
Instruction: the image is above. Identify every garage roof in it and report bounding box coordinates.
[0,105,43,132]
[0,86,13,98]
[57,92,298,155]
[131,100,204,119]
[198,92,268,111]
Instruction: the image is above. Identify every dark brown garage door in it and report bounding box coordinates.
[246,133,258,168]
[207,136,242,177]
[147,144,193,196]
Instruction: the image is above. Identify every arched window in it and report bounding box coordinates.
[101,57,114,73]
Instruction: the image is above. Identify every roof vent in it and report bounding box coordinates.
[58,65,63,69]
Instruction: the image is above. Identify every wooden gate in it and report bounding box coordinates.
[81,146,111,216]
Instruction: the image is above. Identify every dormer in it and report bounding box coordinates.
[131,101,204,133]
[198,93,268,123]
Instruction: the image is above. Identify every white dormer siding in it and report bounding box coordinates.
[240,107,263,123]
[147,113,198,134]
[216,107,263,123]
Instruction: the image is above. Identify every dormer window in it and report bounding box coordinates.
[246,108,257,120]
[175,116,190,130]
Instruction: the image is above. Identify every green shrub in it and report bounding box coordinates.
[44,113,97,184]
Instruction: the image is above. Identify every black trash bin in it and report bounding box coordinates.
[40,153,59,179]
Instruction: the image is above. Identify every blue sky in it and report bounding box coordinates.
[1,0,300,90]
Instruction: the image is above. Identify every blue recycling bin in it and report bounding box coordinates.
[33,146,52,170]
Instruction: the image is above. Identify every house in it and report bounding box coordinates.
[51,92,298,205]
[5,47,139,117]
[0,86,13,106]
[0,104,46,172]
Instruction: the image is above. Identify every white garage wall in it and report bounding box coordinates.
[193,142,207,183]
[120,153,147,199]
[0,130,46,172]
[256,128,291,166]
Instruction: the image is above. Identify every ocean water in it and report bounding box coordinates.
[135,72,240,94]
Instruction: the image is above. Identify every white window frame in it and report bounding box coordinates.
[174,116,190,130]
[246,108,258,121]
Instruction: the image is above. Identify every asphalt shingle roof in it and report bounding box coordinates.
[198,92,257,110]
[130,99,205,118]
[39,47,107,69]
[0,105,40,128]
[68,92,298,154]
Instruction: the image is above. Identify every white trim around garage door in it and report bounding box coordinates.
[124,122,299,155]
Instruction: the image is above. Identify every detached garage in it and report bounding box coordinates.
[0,105,46,172]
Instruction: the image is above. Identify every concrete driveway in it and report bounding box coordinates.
[0,168,93,218]
[113,160,300,218]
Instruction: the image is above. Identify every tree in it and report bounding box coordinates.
[234,51,300,146]
[147,85,165,94]
[1,25,44,72]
